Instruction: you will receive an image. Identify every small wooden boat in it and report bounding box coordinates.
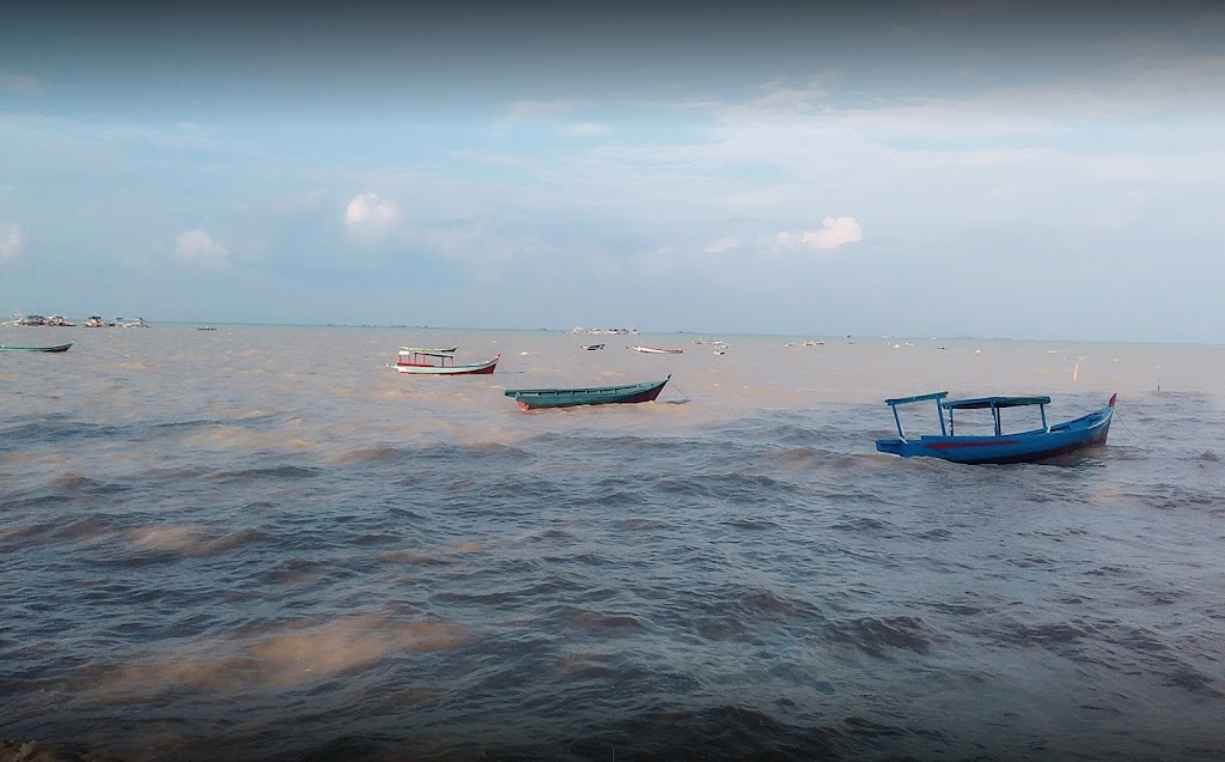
[504,375,671,410]
[0,342,74,353]
[389,350,499,375]
[631,345,683,354]
[875,391,1116,465]
[581,343,605,351]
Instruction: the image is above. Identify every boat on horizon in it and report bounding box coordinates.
[875,391,1116,465]
[504,375,671,410]
[631,345,683,354]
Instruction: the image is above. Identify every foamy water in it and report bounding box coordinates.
[2,325,1223,761]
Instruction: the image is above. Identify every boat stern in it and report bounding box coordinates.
[875,439,906,456]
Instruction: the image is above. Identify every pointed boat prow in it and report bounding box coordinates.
[1108,393,1117,408]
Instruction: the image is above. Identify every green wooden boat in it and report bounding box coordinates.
[504,375,670,410]
[0,342,73,353]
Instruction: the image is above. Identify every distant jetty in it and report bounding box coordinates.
[2,315,149,328]
[571,326,639,335]
[2,314,76,327]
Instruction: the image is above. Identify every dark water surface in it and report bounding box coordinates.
[2,326,1223,761]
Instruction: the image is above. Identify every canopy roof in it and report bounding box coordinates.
[942,395,1051,410]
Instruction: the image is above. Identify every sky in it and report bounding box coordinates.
[2,0,1224,342]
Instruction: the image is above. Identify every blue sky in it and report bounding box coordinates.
[2,1,1224,342]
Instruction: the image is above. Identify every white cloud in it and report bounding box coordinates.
[765,217,862,252]
[345,192,399,226]
[0,223,23,263]
[804,217,863,249]
[174,229,230,269]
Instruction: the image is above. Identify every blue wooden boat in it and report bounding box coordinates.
[504,375,670,410]
[875,391,1116,464]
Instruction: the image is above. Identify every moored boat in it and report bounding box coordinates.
[389,349,499,375]
[875,391,1116,465]
[0,342,74,353]
[581,343,605,351]
[504,375,671,410]
[631,345,683,354]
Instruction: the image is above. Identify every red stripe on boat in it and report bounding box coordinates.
[927,440,1020,449]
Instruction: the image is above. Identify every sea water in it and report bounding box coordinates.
[2,325,1223,761]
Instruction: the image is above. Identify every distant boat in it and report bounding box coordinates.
[0,342,73,353]
[581,343,605,351]
[875,391,1116,465]
[631,345,683,354]
[196,326,217,331]
[504,375,671,410]
[389,349,499,375]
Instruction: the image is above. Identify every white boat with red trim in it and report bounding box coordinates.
[389,349,500,375]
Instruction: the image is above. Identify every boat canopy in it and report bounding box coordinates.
[884,391,948,407]
[882,391,1053,440]
[942,396,1050,410]
[401,347,457,355]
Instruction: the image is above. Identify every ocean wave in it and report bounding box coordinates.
[821,615,934,656]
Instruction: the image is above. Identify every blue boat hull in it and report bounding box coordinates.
[876,400,1114,465]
